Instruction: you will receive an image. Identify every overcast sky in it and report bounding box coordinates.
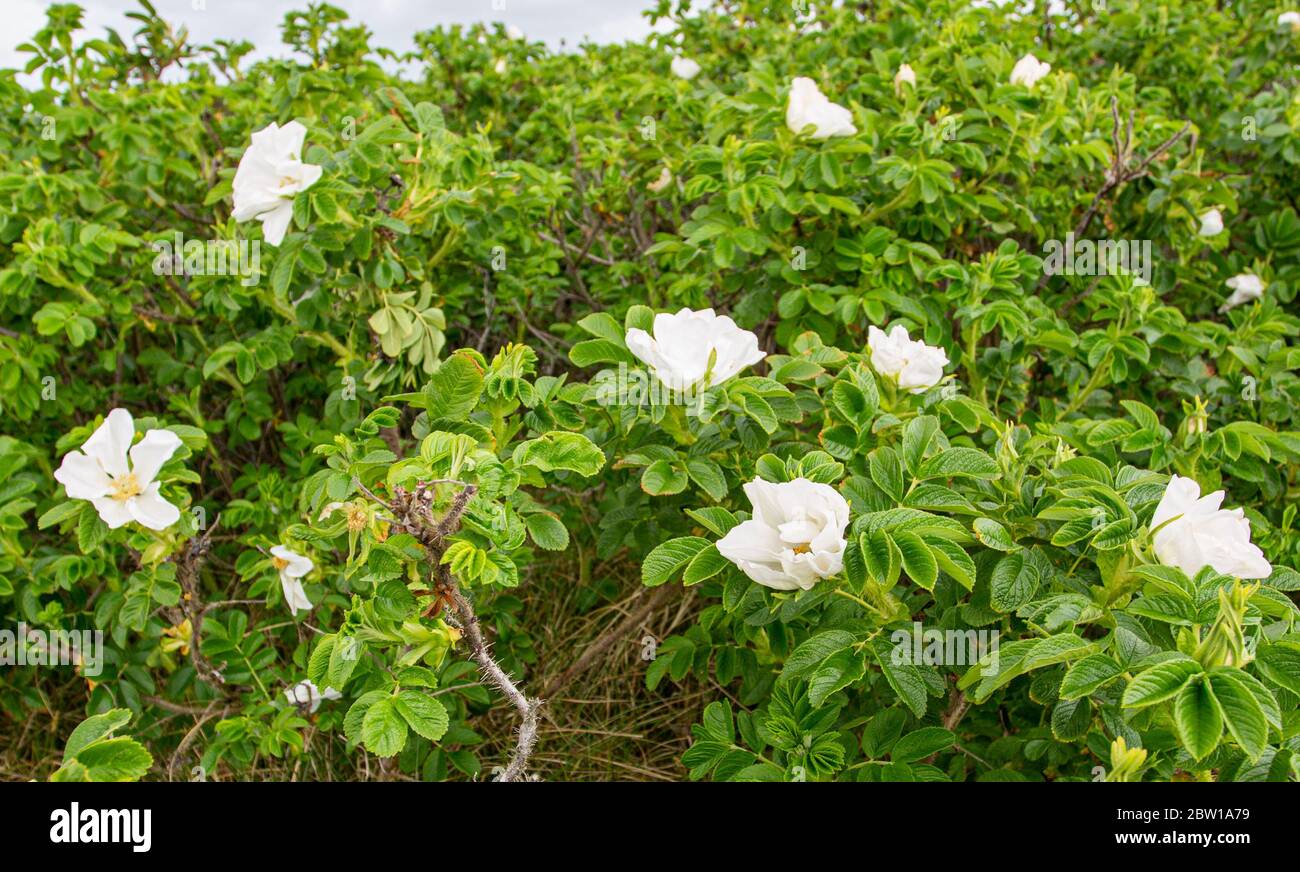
[1,0,677,72]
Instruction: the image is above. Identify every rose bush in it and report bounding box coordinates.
[1,0,1299,782]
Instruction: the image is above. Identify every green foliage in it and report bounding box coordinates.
[2,0,1299,782]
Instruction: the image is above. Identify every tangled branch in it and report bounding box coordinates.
[364,479,544,782]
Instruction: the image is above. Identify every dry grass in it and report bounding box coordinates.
[0,552,710,782]
[474,565,707,781]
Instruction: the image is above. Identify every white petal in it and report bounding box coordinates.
[81,408,134,477]
[717,518,785,564]
[90,496,135,529]
[259,203,294,246]
[281,574,314,615]
[127,484,181,530]
[129,428,182,486]
[54,451,112,500]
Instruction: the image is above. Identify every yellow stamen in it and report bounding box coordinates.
[792,543,812,555]
[272,556,289,570]
[109,472,142,502]
[346,506,368,532]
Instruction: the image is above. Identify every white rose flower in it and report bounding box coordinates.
[1198,208,1224,237]
[671,56,701,80]
[53,408,182,531]
[494,58,508,74]
[1150,475,1271,579]
[1219,273,1265,312]
[625,308,766,390]
[717,478,851,591]
[786,77,857,140]
[231,121,322,246]
[1009,53,1052,87]
[505,23,524,40]
[285,679,341,713]
[271,545,314,616]
[1279,11,1300,29]
[867,324,949,393]
[894,63,916,94]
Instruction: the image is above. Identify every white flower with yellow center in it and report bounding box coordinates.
[625,308,767,391]
[231,121,322,246]
[717,478,851,591]
[867,324,950,393]
[270,545,314,616]
[54,408,182,531]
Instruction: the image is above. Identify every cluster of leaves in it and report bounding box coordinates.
[1,0,1298,781]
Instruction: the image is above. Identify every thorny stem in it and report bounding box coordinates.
[362,479,543,782]
[444,577,541,782]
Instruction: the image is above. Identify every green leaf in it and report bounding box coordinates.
[641,459,689,495]
[73,737,153,782]
[361,697,409,757]
[861,529,901,587]
[77,507,109,553]
[1059,654,1122,700]
[990,551,1038,612]
[513,431,606,477]
[684,507,738,537]
[901,415,940,476]
[37,500,82,530]
[575,311,626,344]
[869,447,904,501]
[807,648,866,707]
[569,338,635,367]
[683,544,730,585]
[1255,641,1300,695]
[686,458,729,501]
[1123,656,1202,708]
[65,708,132,758]
[1173,676,1224,760]
[871,639,928,717]
[1206,670,1268,760]
[891,727,955,763]
[894,531,938,590]
[927,538,975,590]
[918,447,999,480]
[780,630,856,683]
[972,517,1016,551]
[525,512,569,550]
[421,353,484,420]
[394,691,449,742]
[642,536,709,587]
